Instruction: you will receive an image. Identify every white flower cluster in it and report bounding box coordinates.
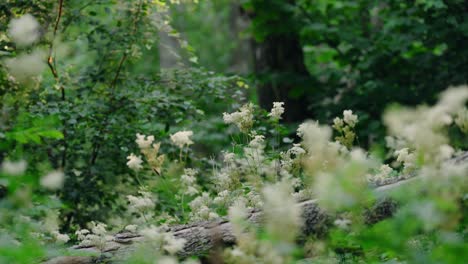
[385,136,408,151]
[280,144,306,172]
[75,222,112,250]
[136,133,155,149]
[8,14,41,46]
[124,224,138,233]
[127,153,143,171]
[312,152,372,212]
[223,151,236,164]
[4,50,46,82]
[268,101,285,120]
[40,170,65,190]
[1,159,27,175]
[140,225,186,255]
[297,121,332,155]
[334,218,351,230]
[343,110,358,127]
[213,190,230,206]
[332,110,358,148]
[394,148,415,173]
[170,130,194,148]
[223,103,254,133]
[384,86,468,159]
[52,231,70,244]
[180,168,199,196]
[133,133,165,175]
[262,181,301,243]
[189,192,218,221]
[371,164,394,183]
[127,191,155,214]
[225,182,300,263]
[248,134,265,149]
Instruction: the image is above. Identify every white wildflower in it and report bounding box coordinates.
[4,50,46,81]
[40,170,65,190]
[8,14,40,46]
[262,181,301,243]
[125,225,138,233]
[1,160,27,175]
[374,164,394,181]
[248,135,265,149]
[90,222,107,236]
[223,103,254,133]
[288,143,306,156]
[126,153,143,171]
[181,168,199,195]
[141,225,163,241]
[75,223,111,250]
[163,233,186,255]
[213,190,230,205]
[395,148,411,163]
[328,141,349,155]
[247,191,263,208]
[438,86,468,113]
[52,231,70,244]
[385,136,407,150]
[189,192,217,221]
[223,152,236,163]
[268,102,285,120]
[343,110,358,127]
[127,191,155,212]
[297,121,331,153]
[313,172,357,211]
[75,229,90,241]
[333,117,344,130]
[170,130,194,148]
[438,144,454,160]
[208,212,219,219]
[334,218,351,230]
[135,133,155,149]
[384,86,468,157]
[228,199,249,239]
[215,171,232,191]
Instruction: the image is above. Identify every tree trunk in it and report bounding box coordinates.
[245,0,312,122]
[253,33,311,122]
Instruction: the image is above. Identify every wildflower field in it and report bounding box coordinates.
[1,1,468,264]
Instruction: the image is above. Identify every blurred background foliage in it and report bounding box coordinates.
[172,0,468,146]
[1,0,467,241]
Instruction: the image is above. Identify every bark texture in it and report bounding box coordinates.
[43,179,412,264]
[45,152,468,264]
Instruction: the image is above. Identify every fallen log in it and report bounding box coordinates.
[46,152,468,264]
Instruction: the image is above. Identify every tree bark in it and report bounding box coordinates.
[45,152,468,263]
[41,179,419,264]
[245,0,312,122]
[253,33,312,122]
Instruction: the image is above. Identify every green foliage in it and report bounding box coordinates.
[245,0,468,147]
[1,1,467,264]
[0,0,245,231]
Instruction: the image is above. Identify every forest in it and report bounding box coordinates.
[0,0,467,263]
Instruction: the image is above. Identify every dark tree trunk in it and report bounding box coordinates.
[253,33,311,122]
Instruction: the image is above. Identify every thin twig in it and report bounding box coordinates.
[47,0,67,168]
[47,0,64,82]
